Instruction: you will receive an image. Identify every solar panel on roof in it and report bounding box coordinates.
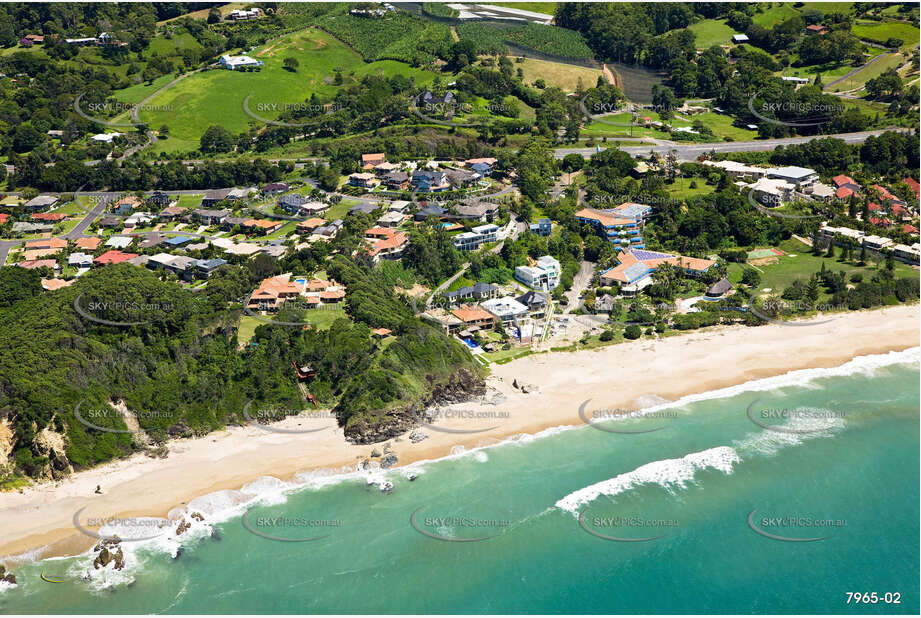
[631,249,674,261]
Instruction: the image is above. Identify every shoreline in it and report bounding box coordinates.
[1,303,919,563]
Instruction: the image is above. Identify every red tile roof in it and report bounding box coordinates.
[835,186,855,200]
[902,177,919,198]
[902,224,919,235]
[25,237,67,250]
[832,174,856,188]
[18,259,57,270]
[93,250,138,265]
[31,212,66,222]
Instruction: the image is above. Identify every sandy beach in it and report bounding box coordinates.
[1,303,918,561]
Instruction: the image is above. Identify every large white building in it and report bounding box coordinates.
[515,255,561,291]
[219,55,263,70]
[453,223,503,251]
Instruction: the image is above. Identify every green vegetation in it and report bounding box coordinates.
[456,22,594,59]
[138,28,437,152]
[687,19,736,48]
[314,9,452,64]
[852,21,920,50]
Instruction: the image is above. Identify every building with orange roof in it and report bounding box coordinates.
[23,248,62,261]
[25,237,67,251]
[18,259,58,270]
[364,227,409,262]
[0,213,8,225]
[902,177,919,200]
[111,195,143,215]
[361,153,386,170]
[93,250,138,266]
[575,203,652,248]
[242,219,282,234]
[75,237,102,250]
[451,304,497,329]
[31,212,67,222]
[247,274,304,312]
[600,249,715,294]
[297,218,326,234]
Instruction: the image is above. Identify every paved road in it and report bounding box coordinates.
[65,192,116,239]
[825,52,892,91]
[553,129,910,162]
[563,260,595,313]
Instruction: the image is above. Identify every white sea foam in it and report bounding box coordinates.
[16,348,917,583]
[554,446,742,516]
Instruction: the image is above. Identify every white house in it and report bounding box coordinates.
[453,223,502,251]
[219,55,263,71]
[751,177,795,207]
[481,297,530,325]
[767,166,818,187]
[92,132,123,143]
[514,255,561,291]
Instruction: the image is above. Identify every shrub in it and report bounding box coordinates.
[624,324,642,339]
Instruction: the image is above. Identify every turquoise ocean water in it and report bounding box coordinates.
[1,349,918,614]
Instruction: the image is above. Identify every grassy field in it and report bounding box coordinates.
[852,21,920,50]
[752,3,802,28]
[135,28,439,153]
[665,176,716,200]
[487,2,557,17]
[726,238,917,296]
[517,57,604,92]
[175,194,204,209]
[323,198,360,221]
[687,19,736,49]
[828,52,906,92]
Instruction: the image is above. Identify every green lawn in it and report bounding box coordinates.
[136,29,439,153]
[665,176,716,200]
[447,276,475,292]
[176,194,204,209]
[827,52,906,92]
[324,198,360,221]
[487,2,557,16]
[113,73,177,106]
[688,19,736,49]
[236,315,262,346]
[727,238,917,297]
[752,3,802,28]
[852,21,920,50]
[300,306,349,330]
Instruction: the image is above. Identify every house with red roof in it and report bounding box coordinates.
[31,212,67,222]
[364,227,409,262]
[832,174,861,200]
[902,224,919,236]
[902,177,919,200]
[872,184,906,207]
[600,249,716,295]
[93,250,138,266]
[18,259,58,270]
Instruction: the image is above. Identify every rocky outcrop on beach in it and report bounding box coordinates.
[0,565,16,585]
[380,453,398,469]
[343,368,486,444]
[92,538,125,571]
[175,519,191,535]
